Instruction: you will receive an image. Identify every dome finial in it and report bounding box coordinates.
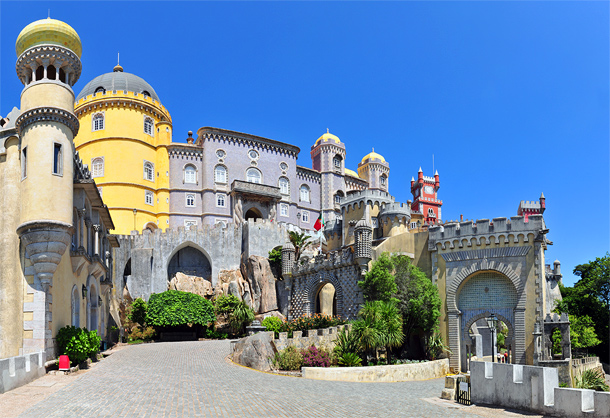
[327,128,329,133]
[113,52,123,72]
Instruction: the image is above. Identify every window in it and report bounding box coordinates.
[184,220,197,230]
[94,86,106,94]
[410,222,416,229]
[380,175,387,186]
[279,177,289,195]
[280,203,289,217]
[302,211,309,223]
[300,185,310,202]
[334,191,344,205]
[144,116,154,136]
[248,149,259,159]
[21,147,27,178]
[214,165,227,183]
[142,90,151,98]
[53,143,62,175]
[216,193,226,208]
[144,161,154,181]
[92,113,104,131]
[280,162,288,171]
[333,155,342,169]
[92,157,104,178]
[215,218,228,227]
[216,149,226,159]
[246,167,261,184]
[145,190,153,206]
[186,194,195,207]
[184,165,196,184]
[428,208,436,217]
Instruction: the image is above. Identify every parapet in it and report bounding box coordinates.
[378,202,411,222]
[341,189,395,211]
[291,247,354,277]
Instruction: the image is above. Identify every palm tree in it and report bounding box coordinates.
[288,231,313,261]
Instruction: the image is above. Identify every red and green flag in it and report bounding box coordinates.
[313,213,325,231]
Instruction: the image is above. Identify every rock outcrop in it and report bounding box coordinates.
[215,269,252,307]
[168,272,214,298]
[232,331,277,372]
[241,255,278,314]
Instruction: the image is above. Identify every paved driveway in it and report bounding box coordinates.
[16,340,533,417]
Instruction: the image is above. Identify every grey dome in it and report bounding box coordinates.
[76,69,160,102]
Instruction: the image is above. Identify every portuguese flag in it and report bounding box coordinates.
[313,213,326,231]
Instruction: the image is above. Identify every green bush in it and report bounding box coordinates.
[333,327,361,358]
[56,326,101,365]
[128,326,156,342]
[338,352,362,367]
[228,301,255,336]
[215,294,241,315]
[575,369,609,392]
[272,346,303,371]
[146,290,216,328]
[262,316,283,337]
[128,298,148,328]
[204,327,228,339]
[268,246,282,265]
[278,314,346,338]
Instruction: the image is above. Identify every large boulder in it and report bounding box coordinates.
[232,331,278,371]
[241,255,277,314]
[215,269,252,308]
[168,272,214,297]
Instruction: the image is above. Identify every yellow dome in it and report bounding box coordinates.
[16,18,81,57]
[345,168,360,178]
[361,149,386,164]
[315,131,341,146]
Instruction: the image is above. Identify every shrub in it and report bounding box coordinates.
[56,326,101,365]
[272,346,303,371]
[333,327,361,358]
[575,369,609,392]
[228,301,255,336]
[215,294,241,316]
[128,326,156,342]
[128,298,148,328]
[262,316,283,337]
[204,327,228,339]
[338,352,362,367]
[278,314,346,337]
[268,247,282,265]
[146,290,216,328]
[302,345,331,367]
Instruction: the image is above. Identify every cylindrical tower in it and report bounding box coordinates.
[14,18,81,357]
[281,241,296,277]
[354,214,372,275]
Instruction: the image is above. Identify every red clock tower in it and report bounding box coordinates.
[410,168,442,224]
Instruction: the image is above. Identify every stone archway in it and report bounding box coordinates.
[245,208,263,221]
[305,271,344,318]
[461,310,515,372]
[315,283,337,316]
[167,244,212,284]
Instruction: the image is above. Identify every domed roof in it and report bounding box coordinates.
[361,148,386,164]
[315,130,341,146]
[16,18,81,57]
[344,168,360,178]
[76,67,160,102]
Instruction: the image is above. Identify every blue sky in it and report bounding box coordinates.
[1,1,608,287]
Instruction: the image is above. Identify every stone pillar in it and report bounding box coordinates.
[93,224,101,256]
[447,311,461,372]
[514,308,527,364]
[78,209,86,249]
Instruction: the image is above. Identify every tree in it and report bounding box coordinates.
[358,252,397,302]
[570,315,601,351]
[392,255,441,343]
[128,298,148,329]
[288,231,314,261]
[352,300,404,363]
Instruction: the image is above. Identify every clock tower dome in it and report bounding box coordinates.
[410,168,442,225]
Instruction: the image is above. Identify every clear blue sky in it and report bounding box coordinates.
[1,1,608,287]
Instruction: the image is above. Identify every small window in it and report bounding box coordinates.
[280,162,288,171]
[186,194,195,207]
[144,161,154,181]
[94,86,106,94]
[216,149,226,159]
[53,143,62,175]
[302,211,309,223]
[246,168,261,184]
[184,220,197,230]
[142,90,151,98]
[410,222,416,229]
[21,146,27,179]
[428,208,436,217]
[380,175,387,186]
[280,203,289,217]
[216,193,226,208]
[300,185,310,202]
[92,113,104,131]
[248,149,259,160]
[184,165,196,184]
[279,177,290,195]
[92,157,104,178]
[214,165,227,183]
[145,191,153,206]
[144,116,154,136]
[333,155,342,169]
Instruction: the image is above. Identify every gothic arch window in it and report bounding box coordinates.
[279,177,290,195]
[143,116,154,136]
[186,193,195,207]
[92,157,104,178]
[47,65,56,80]
[246,167,262,184]
[380,174,387,187]
[184,164,197,184]
[144,161,154,181]
[92,113,104,131]
[300,185,311,202]
[216,193,226,208]
[333,155,343,170]
[334,190,344,205]
[214,165,227,184]
[35,65,44,81]
[58,67,66,83]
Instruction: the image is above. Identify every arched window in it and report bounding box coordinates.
[333,155,342,169]
[92,157,104,178]
[427,208,436,217]
[246,168,261,184]
[58,68,66,83]
[186,194,195,207]
[279,177,290,195]
[144,116,154,136]
[47,65,56,80]
[334,190,344,204]
[35,65,44,81]
[142,90,151,98]
[92,113,104,131]
[300,185,310,202]
[380,174,387,187]
[94,86,106,94]
[216,193,226,207]
[144,161,154,181]
[214,165,227,183]
[184,165,196,184]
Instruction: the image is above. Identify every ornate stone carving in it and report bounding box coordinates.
[16,106,79,137]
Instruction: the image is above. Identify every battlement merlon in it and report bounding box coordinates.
[427,214,548,251]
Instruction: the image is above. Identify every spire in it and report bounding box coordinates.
[411,176,415,181]
[435,170,439,175]
[540,192,545,199]
[113,52,123,72]
[418,167,422,173]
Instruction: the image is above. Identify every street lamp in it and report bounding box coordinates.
[486,313,498,362]
[133,208,137,231]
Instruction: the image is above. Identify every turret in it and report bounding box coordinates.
[281,241,296,277]
[357,148,390,191]
[434,170,440,189]
[540,192,546,210]
[354,208,372,275]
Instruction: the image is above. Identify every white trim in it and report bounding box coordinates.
[144,160,154,182]
[246,167,262,184]
[185,193,195,207]
[279,177,290,195]
[92,156,104,178]
[143,116,154,136]
[280,203,289,217]
[302,210,309,223]
[216,193,226,208]
[145,190,154,206]
[184,164,197,184]
[52,142,63,176]
[92,111,105,131]
[300,184,310,202]
[214,164,227,184]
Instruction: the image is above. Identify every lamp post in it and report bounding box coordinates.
[486,313,498,362]
[133,208,137,232]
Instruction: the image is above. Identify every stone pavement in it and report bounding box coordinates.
[6,340,545,417]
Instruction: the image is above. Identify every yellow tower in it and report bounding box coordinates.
[14,18,82,356]
[73,66,172,234]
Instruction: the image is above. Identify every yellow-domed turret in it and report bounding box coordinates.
[16,18,82,57]
[315,130,341,146]
[361,149,386,163]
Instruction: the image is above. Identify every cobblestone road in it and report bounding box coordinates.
[17,340,538,418]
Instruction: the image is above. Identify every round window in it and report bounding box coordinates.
[280,162,288,171]
[248,149,259,159]
[216,149,226,158]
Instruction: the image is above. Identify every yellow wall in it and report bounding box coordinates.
[74,91,172,234]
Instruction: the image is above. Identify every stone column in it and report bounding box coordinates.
[447,311,461,373]
[78,209,86,249]
[514,308,527,364]
[84,217,92,255]
[93,224,101,256]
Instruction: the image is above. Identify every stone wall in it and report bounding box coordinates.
[471,361,610,417]
[0,351,45,393]
[302,359,449,382]
[274,324,350,351]
[242,219,288,259]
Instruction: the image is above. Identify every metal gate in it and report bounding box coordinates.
[456,375,471,406]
